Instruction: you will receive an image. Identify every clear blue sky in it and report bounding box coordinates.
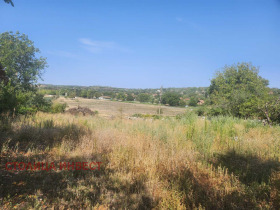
[1,0,280,88]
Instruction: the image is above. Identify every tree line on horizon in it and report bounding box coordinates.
[39,85,208,106]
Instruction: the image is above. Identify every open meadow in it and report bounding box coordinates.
[1,1,280,209]
[55,97,187,118]
[1,106,280,209]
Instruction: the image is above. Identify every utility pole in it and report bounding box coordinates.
[159,86,163,115]
[160,86,163,104]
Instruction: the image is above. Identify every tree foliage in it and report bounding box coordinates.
[0,31,48,115]
[126,93,134,101]
[137,93,151,103]
[0,31,47,91]
[209,62,280,124]
[116,92,126,101]
[162,92,181,106]
[0,81,51,115]
[3,0,14,6]
[188,96,198,107]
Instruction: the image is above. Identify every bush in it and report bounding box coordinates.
[196,106,208,116]
[179,100,187,107]
[0,114,13,132]
[50,103,67,113]
[132,113,162,119]
[162,92,181,106]
[208,106,225,116]
[0,84,52,116]
[31,93,52,112]
[132,113,143,118]
[126,94,134,101]
[137,93,151,103]
[176,110,197,122]
[188,96,198,107]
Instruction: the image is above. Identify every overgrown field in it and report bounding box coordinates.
[56,97,187,118]
[1,111,280,209]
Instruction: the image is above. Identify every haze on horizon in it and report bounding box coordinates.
[1,0,279,88]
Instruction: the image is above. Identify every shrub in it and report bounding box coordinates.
[196,106,208,116]
[176,110,197,123]
[132,113,143,118]
[132,113,162,119]
[179,100,187,107]
[162,92,181,106]
[188,96,198,107]
[50,103,67,113]
[208,106,225,116]
[137,93,151,103]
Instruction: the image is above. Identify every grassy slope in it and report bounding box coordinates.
[56,97,187,118]
[1,112,280,209]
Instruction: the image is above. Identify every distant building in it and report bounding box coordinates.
[197,100,205,105]
[181,98,190,101]
[98,96,111,100]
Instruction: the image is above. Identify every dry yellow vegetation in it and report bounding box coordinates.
[56,97,187,118]
[1,110,280,209]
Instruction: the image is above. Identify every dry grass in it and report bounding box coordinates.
[56,97,187,118]
[1,111,280,209]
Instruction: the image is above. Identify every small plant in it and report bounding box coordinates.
[132,113,143,118]
[0,113,13,131]
[50,103,67,113]
[42,119,54,128]
[196,106,208,116]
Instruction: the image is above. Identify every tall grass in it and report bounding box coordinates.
[1,112,280,209]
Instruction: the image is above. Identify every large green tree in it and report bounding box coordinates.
[188,96,198,107]
[162,92,181,106]
[137,93,151,103]
[209,62,279,123]
[0,31,47,91]
[126,93,134,101]
[0,31,48,115]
